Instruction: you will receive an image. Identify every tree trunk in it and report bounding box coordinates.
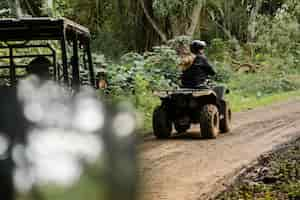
[138,0,168,42]
[168,0,203,37]
[247,0,263,42]
[208,10,233,40]
[186,1,203,36]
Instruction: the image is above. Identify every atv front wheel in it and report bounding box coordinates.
[200,104,220,139]
[153,106,172,139]
[220,102,232,133]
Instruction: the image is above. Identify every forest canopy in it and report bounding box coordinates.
[0,0,293,56]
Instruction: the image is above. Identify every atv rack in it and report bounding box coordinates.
[153,88,217,98]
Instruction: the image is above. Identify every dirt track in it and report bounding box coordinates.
[139,99,300,200]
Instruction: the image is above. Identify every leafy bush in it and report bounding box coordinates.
[255,3,300,57]
[208,38,229,61]
[105,45,180,97]
[213,61,233,83]
[100,45,180,132]
[229,71,300,97]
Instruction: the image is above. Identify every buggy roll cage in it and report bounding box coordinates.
[0,17,96,88]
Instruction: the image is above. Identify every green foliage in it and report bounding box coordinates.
[106,45,180,96]
[212,61,233,83]
[167,35,192,52]
[208,38,233,61]
[52,0,71,16]
[255,3,300,56]
[153,0,197,17]
[98,45,180,132]
[229,71,300,98]
[134,75,160,131]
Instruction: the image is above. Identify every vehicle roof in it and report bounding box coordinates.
[0,17,91,43]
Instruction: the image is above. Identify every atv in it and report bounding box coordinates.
[152,83,232,139]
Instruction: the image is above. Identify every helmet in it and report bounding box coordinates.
[190,40,207,54]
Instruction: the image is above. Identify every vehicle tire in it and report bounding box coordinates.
[153,106,172,139]
[200,104,220,139]
[220,102,232,133]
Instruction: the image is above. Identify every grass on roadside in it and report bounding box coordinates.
[229,90,300,112]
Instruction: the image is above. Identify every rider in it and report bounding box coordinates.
[27,56,51,80]
[181,40,216,88]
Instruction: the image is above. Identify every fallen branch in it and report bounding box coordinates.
[232,60,262,73]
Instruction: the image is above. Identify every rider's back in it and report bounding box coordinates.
[181,54,215,88]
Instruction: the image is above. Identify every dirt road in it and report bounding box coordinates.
[139,99,300,200]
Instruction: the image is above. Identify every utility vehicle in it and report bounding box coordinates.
[0,17,105,89]
[153,83,231,139]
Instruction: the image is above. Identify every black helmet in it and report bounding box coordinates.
[190,40,207,54]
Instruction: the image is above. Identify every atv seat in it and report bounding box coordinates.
[180,83,210,90]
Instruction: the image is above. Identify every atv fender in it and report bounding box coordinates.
[213,86,229,100]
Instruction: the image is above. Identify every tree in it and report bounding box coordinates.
[3,0,289,55]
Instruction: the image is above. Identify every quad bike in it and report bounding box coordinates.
[152,83,232,139]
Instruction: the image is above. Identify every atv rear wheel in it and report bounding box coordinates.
[220,102,232,133]
[200,104,220,139]
[153,106,172,139]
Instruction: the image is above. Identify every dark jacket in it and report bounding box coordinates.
[181,54,216,88]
